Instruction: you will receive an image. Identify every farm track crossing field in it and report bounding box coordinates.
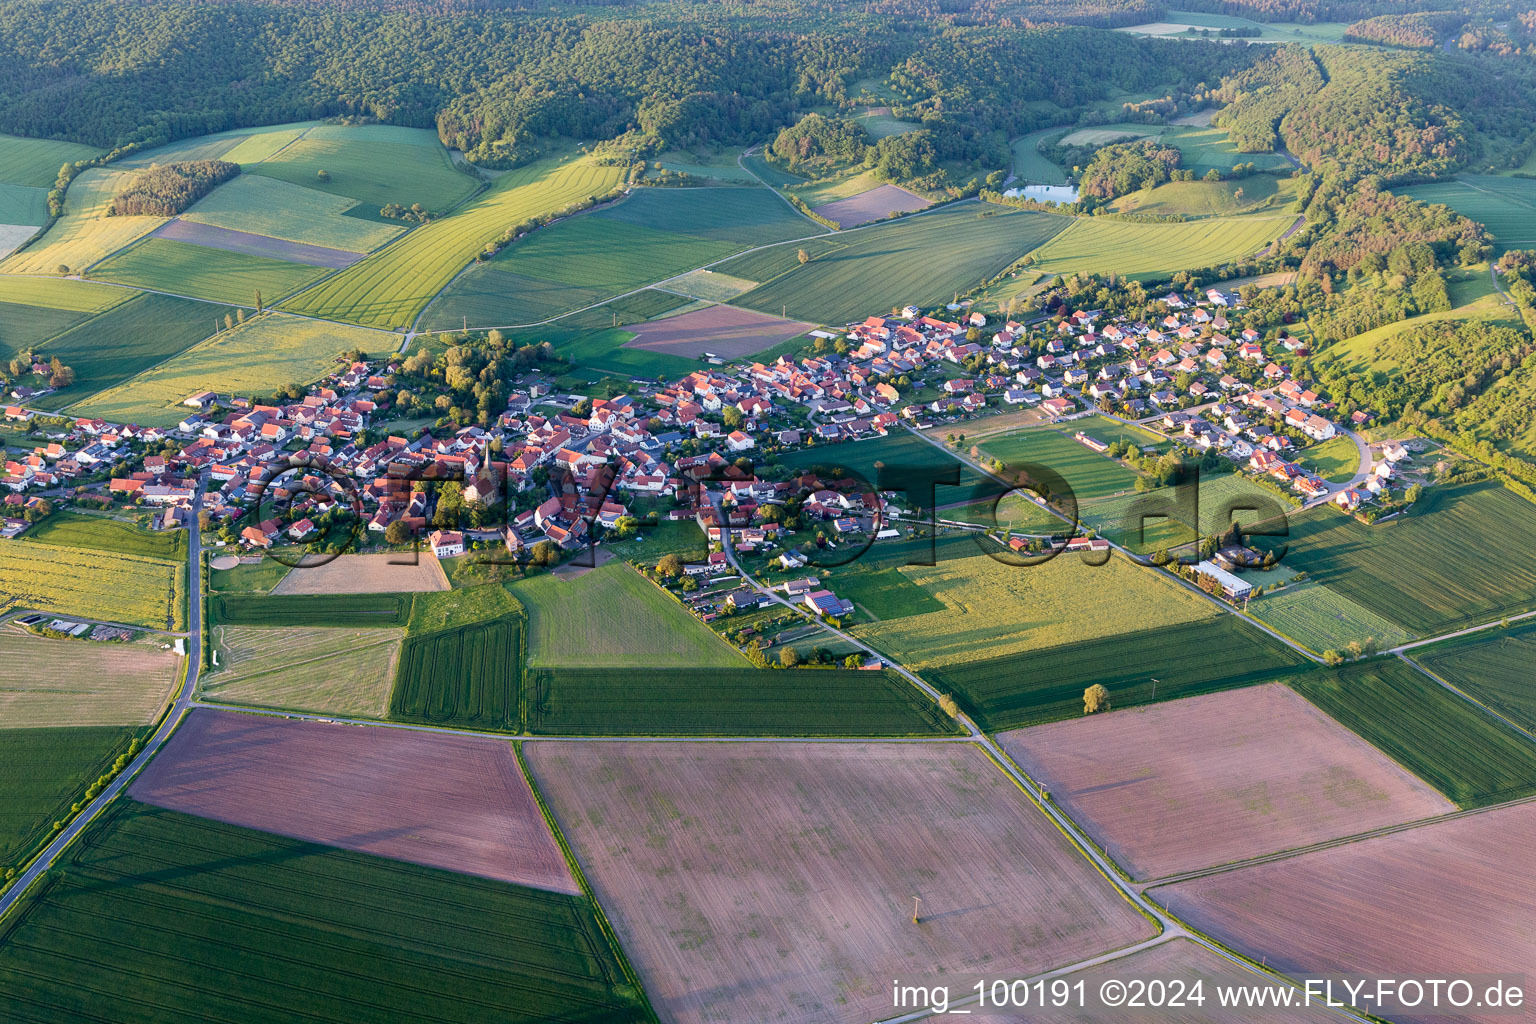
[0,627,181,727]
[0,542,180,629]
[1249,580,1413,653]
[210,592,411,627]
[182,173,405,252]
[202,626,403,718]
[526,741,1155,1024]
[390,618,522,731]
[854,553,1217,673]
[1283,482,1536,633]
[1413,618,1536,732]
[421,185,809,330]
[71,313,385,426]
[0,726,139,869]
[0,800,649,1024]
[999,684,1452,880]
[114,121,317,168]
[1,167,165,275]
[0,134,101,188]
[1290,659,1536,807]
[282,155,622,329]
[525,667,962,735]
[269,552,449,594]
[515,561,743,668]
[1154,799,1536,1024]
[931,614,1312,731]
[720,202,1070,325]
[1025,214,1291,282]
[131,708,574,890]
[91,237,328,304]
[33,292,230,408]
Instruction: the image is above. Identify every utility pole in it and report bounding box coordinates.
[1151,677,1159,700]
[911,895,922,924]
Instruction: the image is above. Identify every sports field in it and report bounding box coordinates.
[525,666,961,735]
[721,201,1071,325]
[203,626,403,718]
[270,552,449,594]
[999,684,1452,880]
[0,800,650,1023]
[1283,482,1536,633]
[1398,174,1536,249]
[0,726,138,868]
[132,708,574,890]
[0,133,101,188]
[0,167,165,275]
[854,552,1216,673]
[1249,580,1413,652]
[1026,214,1292,281]
[0,627,181,728]
[420,185,809,329]
[1291,659,1536,807]
[71,313,385,426]
[91,237,328,304]
[35,291,229,406]
[282,154,622,329]
[182,173,406,252]
[389,619,523,731]
[526,741,1155,1024]
[1413,618,1536,732]
[0,542,181,629]
[1155,799,1536,1024]
[930,614,1313,730]
[515,561,743,668]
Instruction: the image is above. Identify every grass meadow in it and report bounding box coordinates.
[245,123,477,210]
[183,174,406,253]
[91,237,328,305]
[1,167,165,275]
[21,512,185,560]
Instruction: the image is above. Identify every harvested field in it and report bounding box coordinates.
[525,741,1155,1024]
[0,626,181,727]
[999,684,1453,880]
[1155,799,1536,1024]
[997,938,1341,1024]
[150,218,363,268]
[811,183,930,226]
[131,708,574,891]
[202,626,403,718]
[0,800,646,1024]
[622,303,814,357]
[270,552,449,594]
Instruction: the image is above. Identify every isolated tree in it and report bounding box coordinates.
[55,264,70,275]
[254,290,264,312]
[779,646,800,667]
[656,553,683,579]
[1323,649,1344,666]
[797,248,810,265]
[316,169,330,183]
[1083,684,1111,715]
[937,693,961,718]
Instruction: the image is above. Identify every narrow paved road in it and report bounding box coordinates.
[0,492,204,922]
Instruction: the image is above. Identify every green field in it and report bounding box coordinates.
[1413,619,1536,733]
[1283,482,1536,634]
[1318,266,1518,374]
[1159,126,1292,176]
[1011,127,1070,185]
[390,619,522,730]
[720,201,1071,325]
[0,133,101,188]
[245,124,477,210]
[0,182,47,226]
[183,174,406,253]
[930,614,1312,730]
[421,185,810,329]
[21,512,186,560]
[976,426,1142,502]
[1294,435,1360,482]
[210,592,412,627]
[525,666,961,735]
[1119,12,1350,45]
[0,275,129,313]
[1109,177,1287,218]
[1,167,165,275]
[1398,175,1536,249]
[209,559,291,593]
[1078,472,1293,553]
[114,122,318,168]
[778,429,1001,508]
[91,237,328,305]
[0,300,96,364]
[740,150,808,190]
[282,155,622,330]
[1026,214,1292,282]
[835,566,947,620]
[0,727,138,870]
[34,292,229,407]
[610,519,711,565]
[650,147,758,183]
[514,562,744,669]
[1249,580,1415,653]
[0,800,652,1024]
[71,313,385,426]
[1291,659,1536,807]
